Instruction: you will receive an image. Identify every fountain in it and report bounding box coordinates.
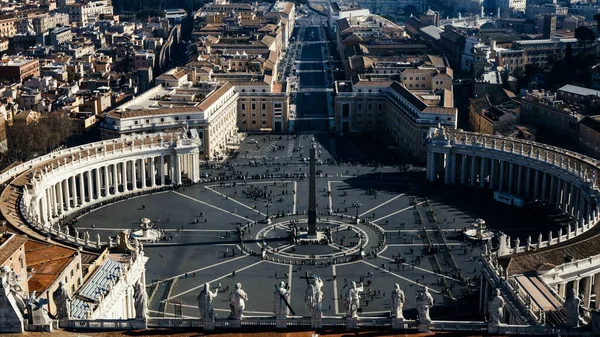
[463,218,494,242]
[130,218,161,243]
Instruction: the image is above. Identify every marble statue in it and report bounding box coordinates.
[133,280,147,320]
[565,287,583,327]
[488,288,504,325]
[391,283,405,319]
[197,283,218,321]
[305,275,323,318]
[345,281,364,319]
[229,283,248,320]
[273,281,291,318]
[0,266,26,313]
[416,286,434,324]
[52,281,71,319]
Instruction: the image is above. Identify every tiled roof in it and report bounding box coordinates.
[0,233,27,265]
[25,240,78,294]
[198,82,234,111]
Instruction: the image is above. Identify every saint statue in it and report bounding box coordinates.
[273,281,291,318]
[229,283,248,320]
[345,281,364,319]
[391,283,405,319]
[197,283,218,321]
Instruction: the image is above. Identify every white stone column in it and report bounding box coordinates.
[141,158,147,188]
[508,163,514,194]
[170,154,175,183]
[41,194,48,224]
[87,171,93,202]
[594,273,600,309]
[64,178,71,211]
[150,156,156,187]
[573,279,580,298]
[517,165,523,195]
[57,180,63,214]
[470,155,477,186]
[541,172,548,203]
[70,175,77,208]
[112,163,118,194]
[525,167,532,197]
[479,157,486,188]
[122,162,128,192]
[132,160,138,191]
[533,170,540,200]
[160,155,166,186]
[556,179,563,208]
[579,193,586,223]
[79,173,85,205]
[583,275,592,308]
[95,168,101,199]
[175,154,182,184]
[44,189,51,221]
[549,175,556,204]
[490,159,496,190]
[499,161,505,192]
[461,154,467,185]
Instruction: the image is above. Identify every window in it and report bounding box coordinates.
[262,89,266,92]
[274,103,282,108]
[262,103,266,110]
[71,269,74,277]
[262,113,266,117]
[409,77,413,80]
[241,103,246,110]
[422,77,426,80]
[378,104,382,110]
[422,84,426,88]
[251,113,257,117]
[186,116,190,120]
[160,118,165,122]
[146,119,149,123]
[357,104,362,110]
[252,120,256,124]
[134,121,138,125]
[262,120,267,125]
[251,103,256,110]
[175,117,179,121]
[241,113,246,117]
[368,104,372,110]
[252,89,255,92]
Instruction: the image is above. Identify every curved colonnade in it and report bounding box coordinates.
[0,132,201,251]
[426,127,600,256]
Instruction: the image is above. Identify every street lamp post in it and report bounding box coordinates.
[265,201,272,224]
[352,201,361,224]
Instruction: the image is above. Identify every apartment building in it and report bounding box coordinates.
[0,233,29,295]
[49,27,73,47]
[235,81,289,133]
[0,17,17,39]
[32,13,70,34]
[0,57,40,82]
[334,76,457,162]
[63,0,113,25]
[520,89,582,142]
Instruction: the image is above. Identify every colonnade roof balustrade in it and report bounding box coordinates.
[0,133,188,251]
[428,127,600,277]
[440,128,600,190]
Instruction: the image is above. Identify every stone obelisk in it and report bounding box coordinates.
[308,143,317,236]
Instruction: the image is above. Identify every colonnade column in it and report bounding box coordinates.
[517,165,523,195]
[40,195,48,224]
[479,156,486,188]
[549,176,556,205]
[175,154,182,184]
[583,276,592,308]
[141,158,146,189]
[131,160,137,191]
[556,179,563,208]
[461,155,467,185]
[78,173,85,205]
[150,157,156,187]
[160,155,166,186]
[427,151,435,182]
[499,161,505,191]
[470,155,477,186]
[541,172,548,203]
[95,168,101,198]
[594,273,600,309]
[489,159,496,190]
[525,167,532,197]
[64,179,71,211]
[122,162,128,192]
[70,175,76,208]
[111,163,117,195]
[508,163,514,194]
[57,180,63,214]
[87,171,93,202]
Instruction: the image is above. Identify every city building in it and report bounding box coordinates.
[0,17,17,39]
[100,82,238,160]
[0,57,40,82]
[334,75,457,162]
[62,0,113,25]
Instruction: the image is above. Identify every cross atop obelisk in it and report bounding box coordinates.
[308,143,317,236]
